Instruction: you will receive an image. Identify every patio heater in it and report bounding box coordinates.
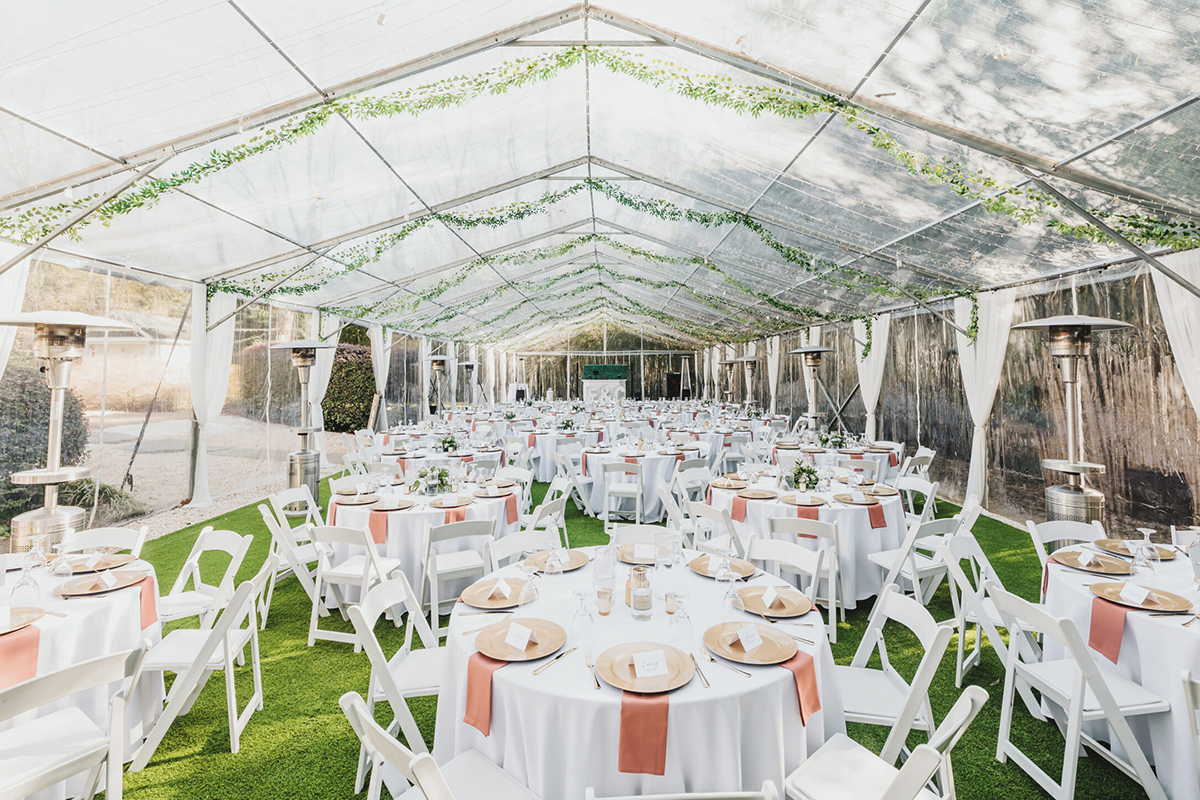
[459,360,479,407]
[719,360,738,404]
[679,356,692,400]
[429,355,447,416]
[789,345,840,431]
[1013,314,1131,526]
[515,356,527,402]
[737,356,760,408]
[0,312,133,551]
[271,339,334,512]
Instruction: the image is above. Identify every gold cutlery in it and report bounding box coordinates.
[585,649,600,690]
[533,647,576,675]
[689,653,710,688]
[700,648,751,678]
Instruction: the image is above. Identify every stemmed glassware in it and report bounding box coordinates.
[571,590,595,649]
[668,594,693,647]
[519,548,540,602]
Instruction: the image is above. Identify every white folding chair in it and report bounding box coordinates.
[1025,519,1106,571]
[783,686,987,800]
[915,495,980,556]
[158,527,253,625]
[722,433,750,473]
[766,516,841,641]
[989,582,1170,800]
[895,477,940,530]
[308,525,403,649]
[602,461,644,533]
[657,481,696,546]
[423,518,496,637]
[368,462,405,481]
[0,644,148,800]
[1171,525,1200,547]
[256,503,323,629]
[1184,670,1200,790]
[340,692,540,800]
[131,561,275,771]
[470,456,500,478]
[269,485,325,544]
[869,517,957,607]
[485,524,562,573]
[60,525,148,558]
[497,466,534,516]
[673,460,712,504]
[520,494,569,548]
[553,452,595,517]
[688,501,747,559]
[836,585,954,787]
[348,575,445,800]
[836,458,879,482]
[745,535,825,606]
[589,783,779,800]
[610,524,667,547]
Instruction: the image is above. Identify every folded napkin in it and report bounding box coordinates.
[706,486,713,505]
[368,510,389,545]
[619,691,669,775]
[0,624,40,691]
[581,455,589,477]
[780,651,822,725]
[397,459,407,476]
[889,451,899,467]
[867,503,887,529]
[528,433,536,448]
[460,455,473,464]
[850,454,863,461]
[444,506,468,525]
[1041,554,1063,595]
[598,430,604,442]
[327,502,339,526]
[506,493,519,525]
[1088,597,1129,664]
[795,505,820,521]
[136,576,159,630]
[382,434,391,446]
[732,496,749,523]
[625,456,639,465]
[464,652,508,736]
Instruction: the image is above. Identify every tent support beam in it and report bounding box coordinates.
[206,245,336,331]
[883,270,970,337]
[0,153,173,278]
[1015,166,1200,302]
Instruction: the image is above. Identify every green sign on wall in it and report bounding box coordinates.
[582,364,629,381]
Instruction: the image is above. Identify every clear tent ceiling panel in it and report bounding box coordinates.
[0,117,106,199]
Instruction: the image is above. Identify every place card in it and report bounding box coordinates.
[99,570,118,589]
[356,482,370,495]
[503,621,537,650]
[761,585,782,609]
[632,649,668,678]
[84,552,103,570]
[797,493,810,505]
[490,579,513,600]
[707,557,722,575]
[737,624,764,654]
[851,490,866,503]
[1076,549,1095,567]
[488,486,500,497]
[1119,582,1150,605]
[633,544,657,561]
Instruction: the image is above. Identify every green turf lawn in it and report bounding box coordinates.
[122,480,1148,799]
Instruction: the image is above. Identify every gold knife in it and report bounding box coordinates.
[689,653,710,688]
[533,647,576,675]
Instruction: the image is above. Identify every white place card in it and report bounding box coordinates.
[356,482,370,494]
[99,570,118,589]
[633,544,657,561]
[632,650,669,678]
[797,493,811,505]
[84,552,103,570]
[761,585,782,609]
[1116,540,1130,553]
[488,486,500,497]
[737,624,764,654]
[707,556,722,575]
[851,491,866,504]
[503,622,537,650]
[490,578,512,600]
[1119,582,1150,605]
[1075,549,1095,567]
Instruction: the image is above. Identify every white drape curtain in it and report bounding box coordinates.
[1153,250,1200,420]
[853,314,891,440]
[310,314,340,467]
[766,336,781,414]
[468,344,479,406]
[0,245,31,386]
[419,336,431,418]
[485,347,496,406]
[368,325,391,431]
[444,342,457,411]
[189,287,236,507]
[744,341,757,405]
[954,290,1017,505]
[800,326,821,417]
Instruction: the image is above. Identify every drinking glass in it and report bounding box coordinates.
[654,533,676,599]
[519,549,540,602]
[24,535,48,572]
[1129,542,1159,586]
[668,597,693,647]
[50,543,74,578]
[9,568,40,608]
[571,591,595,648]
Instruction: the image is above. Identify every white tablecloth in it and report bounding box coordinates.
[382,447,508,476]
[531,431,602,482]
[707,486,905,609]
[1044,547,1200,800]
[0,563,165,800]
[582,451,682,522]
[772,446,902,483]
[433,547,845,797]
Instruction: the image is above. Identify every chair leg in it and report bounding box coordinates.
[308,577,324,647]
[225,650,240,754]
[260,571,277,630]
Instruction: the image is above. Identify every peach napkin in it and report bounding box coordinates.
[505,493,519,525]
[0,625,40,691]
[867,504,887,529]
[732,496,749,523]
[618,691,669,775]
[1088,597,1129,664]
[780,651,822,725]
[795,505,819,521]
[368,510,389,544]
[463,652,507,736]
[444,506,468,525]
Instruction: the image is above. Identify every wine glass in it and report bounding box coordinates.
[571,591,595,649]
[24,535,48,572]
[668,595,693,647]
[9,567,40,608]
[519,548,540,593]
[50,543,75,578]
[1129,541,1160,587]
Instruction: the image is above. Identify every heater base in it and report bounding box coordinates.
[286,449,322,517]
[10,505,87,552]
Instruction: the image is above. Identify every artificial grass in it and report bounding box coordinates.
[121,482,1150,799]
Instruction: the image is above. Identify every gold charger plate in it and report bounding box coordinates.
[833,492,879,506]
[374,499,415,512]
[866,446,893,454]
[836,475,876,486]
[55,567,152,599]
[0,607,46,636]
[801,447,826,454]
[51,553,137,574]
[658,449,684,456]
[475,618,566,662]
[703,621,798,666]
[1089,582,1193,612]
[868,486,899,497]
[737,585,813,617]
[334,494,380,506]
[596,642,695,693]
[710,479,748,490]
[583,447,611,454]
[1093,539,1176,561]
[1051,549,1130,575]
[618,543,669,565]
[619,452,646,458]
[460,578,530,610]
[781,493,826,507]
[524,549,589,572]
[492,478,517,488]
[775,442,801,450]
[837,449,866,455]
[474,488,515,499]
[429,496,475,509]
[689,554,755,578]
[737,488,779,500]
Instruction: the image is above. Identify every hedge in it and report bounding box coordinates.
[322,344,376,433]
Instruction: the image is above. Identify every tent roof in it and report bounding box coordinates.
[3,1,1198,346]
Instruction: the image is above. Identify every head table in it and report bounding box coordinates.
[432,545,844,798]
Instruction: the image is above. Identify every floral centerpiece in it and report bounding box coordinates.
[792,460,819,491]
[746,406,764,419]
[571,400,585,412]
[412,466,452,495]
[504,410,516,420]
[817,430,846,449]
[438,434,458,453]
[558,417,575,431]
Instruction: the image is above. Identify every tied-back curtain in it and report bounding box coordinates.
[853,314,890,440]
[445,342,457,411]
[954,290,1016,506]
[189,287,236,507]
[744,341,757,405]
[419,336,431,418]
[766,336,781,414]
[0,245,31,385]
[800,326,821,417]
[310,314,340,466]
[1153,251,1200,420]
[485,347,496,406]
[368,325,391,430]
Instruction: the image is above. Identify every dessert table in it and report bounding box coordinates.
[0,560,165,800]
[1043,544,1200,800]
[432,546,844,798]
[707,482,905,608]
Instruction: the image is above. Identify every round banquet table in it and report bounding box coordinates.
[1043,545,1200,800]
[0,561,165,800]
[707,483,905,609]
[329,486,523,600]
[772,445,902,483]
[382,447,509,477]
[531,430,603,481]
[581,450,683,522]
[432,547,845,797]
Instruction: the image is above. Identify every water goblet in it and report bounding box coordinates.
[571,591,595,648]
[668,596,693,647]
